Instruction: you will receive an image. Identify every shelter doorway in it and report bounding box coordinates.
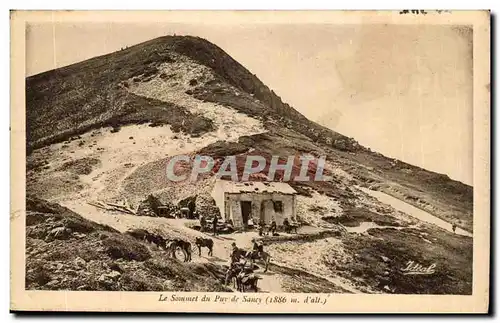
[240,201,252,228]
[260,202,266,223]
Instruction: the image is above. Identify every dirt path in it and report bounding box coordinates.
[33,53,265,208]
[191,230,286,292]
[50,60,266,218]
[358,186,473,237]
[58,194,360,294]
[265,234,362,293]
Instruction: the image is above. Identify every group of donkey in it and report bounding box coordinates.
[126,228,271,292]
[125,228,214,262]
[224,263,261,292]
[221,244,273,292]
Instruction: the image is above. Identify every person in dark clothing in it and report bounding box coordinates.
[230,242,242,264]
[199,214,207,232]
[283,218,291,233]
[270,220,277,235]
[213,216,218,236]
[452,223,457,233]
[187,200,195,219]
[252,238,264,257]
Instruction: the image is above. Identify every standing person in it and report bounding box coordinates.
[212,215,218,236]
[270,219,277,236]
[452,223,457,234]
[187,200,195,219]
[258,219,265,236]
[199,214,207,232]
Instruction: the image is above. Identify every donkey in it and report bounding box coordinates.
[224,263,243,289]
[245,250,271,273]
[195,237,214,257]
[236,269,261,292]
[125,228,167,250]
[166,238,192,262]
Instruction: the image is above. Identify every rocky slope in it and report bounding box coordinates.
[25,196,230,291]
[25,35,474,294]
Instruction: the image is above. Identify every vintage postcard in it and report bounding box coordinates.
[10,10,490,313]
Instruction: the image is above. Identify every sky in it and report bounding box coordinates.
[25,22,473,185]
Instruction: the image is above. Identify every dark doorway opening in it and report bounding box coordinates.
[273,200,283,213]
[240,201,252,228]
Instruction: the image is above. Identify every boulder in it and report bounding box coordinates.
[156,201,177,218]
[178,195,197,209]
[46,279,59,288]
[195,194,220,219]
[178,195,197,219]
[74,256,87,268]
[107,271,122,280]
[136,194,174,217]
[47,226,72,241]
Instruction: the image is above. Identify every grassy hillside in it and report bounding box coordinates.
[335,227,472,294]
[26,37,219,152]
[25,196,230,291]
[26,35,473,230]
[23,34,476,295]
[26,35,357,153]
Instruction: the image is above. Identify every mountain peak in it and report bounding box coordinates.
[26,34,356,153]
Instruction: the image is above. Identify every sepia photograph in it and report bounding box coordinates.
[10,10,490,313]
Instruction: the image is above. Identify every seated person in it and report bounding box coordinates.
[251,238,264,256]
[230,242,243,264]
[289,219,299,233]
[237,260,255,282]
